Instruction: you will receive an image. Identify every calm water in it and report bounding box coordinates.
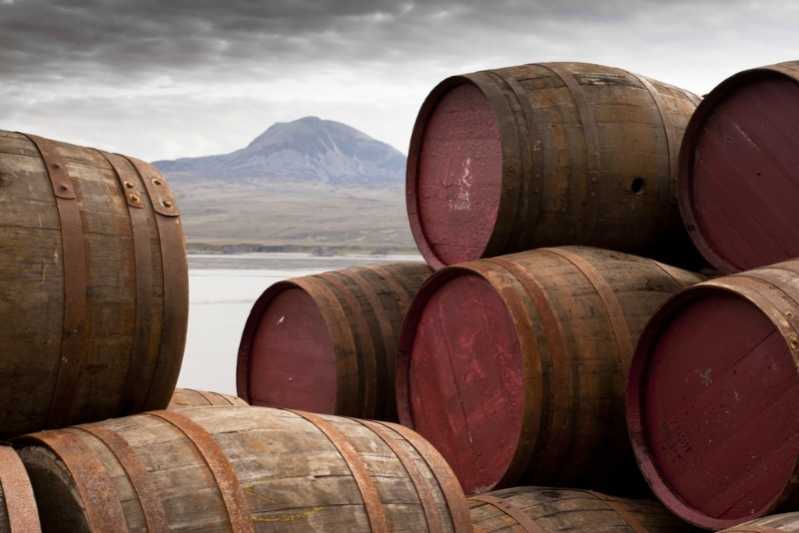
[177,253,421,394]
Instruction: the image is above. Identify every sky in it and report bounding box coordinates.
[1,0,798,161]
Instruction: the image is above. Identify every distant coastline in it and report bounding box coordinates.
[187,241,418,257]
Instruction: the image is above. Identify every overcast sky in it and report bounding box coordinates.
[1,0,797,161]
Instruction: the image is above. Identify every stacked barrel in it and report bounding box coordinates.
[5,59,799,532]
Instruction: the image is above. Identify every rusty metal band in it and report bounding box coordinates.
[126,157,188,411]
[383,422,473,533]
[30,429,128,531]
[369,265,414,311]
[318,274,378,417]
[470,494,545,533]
[148,410,253,533]
[295,277,360,415]
[631,74,679,199]
[75,424,168,532]
[339,269,395,406]
[0,447,42,532]
[486,71,534,252]
[195,389,221,405]
[544,248,634,373]
[585,491,648,533]
[23,134,89,428]
[359,420,445,533]
[648,260,691,291]
[287,410,388,532]
[207,391,242,406]
[486,258,567,473]
[99,152,156,414]
[537,64,602,239]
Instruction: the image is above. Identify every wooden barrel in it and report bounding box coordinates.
[627,258,799,530]
[167,388,248,409]
[721,514,799,532]
[0,446,41,532]
[396,246,703,495]
[679,61,799,273]
[469,487,694,532]
[406,62,701,270]
[17,405,472,533]
[0,131,188,436]
[237,262,432,420]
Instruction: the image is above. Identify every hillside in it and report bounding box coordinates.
[154,117,415,254]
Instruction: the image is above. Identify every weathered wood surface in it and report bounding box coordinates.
[0,131,188,436]
[721,513,799,532]
[397,246,704,495]
[0,446,41,532]
[469,487,695,532]
[407,62,702,270]
[238,262,432,420]
[627,258,799,530]
[18,405,472,532]
[168,388,248,409]
[679,60,799,274]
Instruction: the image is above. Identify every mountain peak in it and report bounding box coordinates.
[154,117,405,186]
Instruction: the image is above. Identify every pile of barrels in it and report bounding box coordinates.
[3,60,799,532]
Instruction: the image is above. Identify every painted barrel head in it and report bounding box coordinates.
[680,66,799,272]
[398,269,525,495]
[408,78,503,269]
[239,283,338,413]
[628,287,799,529]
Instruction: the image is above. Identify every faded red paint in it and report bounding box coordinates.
[414,81,503,267]
[248,287,338,412]
[408,273,523,495]
[635,291,799,527]
[684,75,799,272]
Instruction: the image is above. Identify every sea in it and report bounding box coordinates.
[178,252,422,395]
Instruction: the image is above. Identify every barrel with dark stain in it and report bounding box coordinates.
[0,131,188,436]
[469,487,695,532]
[721,514,799,532]
[18,405,472,533]
[628,258,799,530]
[238,262,432,420]
[0,446,41,533]
[679,61,799,273]
[397,246,703,496]
[407,62,701,270]
[168,388,248,409]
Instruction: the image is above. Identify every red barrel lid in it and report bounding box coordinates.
[397,268,525,494]
[628,286,799,529]
[237,283,338,413]
[680,65,799,273]
[407,78,504,269]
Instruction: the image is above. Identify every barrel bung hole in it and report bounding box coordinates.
[631,177,645,194]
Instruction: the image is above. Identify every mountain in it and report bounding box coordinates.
[152,117,416,255]
[154,116,406,186]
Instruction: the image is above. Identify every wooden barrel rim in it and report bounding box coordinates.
[75,424,169,531]
[287,410,389,531]
[0,446,41,532]
[24,430,128,531]
[22,134,89,428]
[627,282,794,530]
[147,410,254,533]
[237,279,355,413]
[678,62,799,273]
[470,494,546,533]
